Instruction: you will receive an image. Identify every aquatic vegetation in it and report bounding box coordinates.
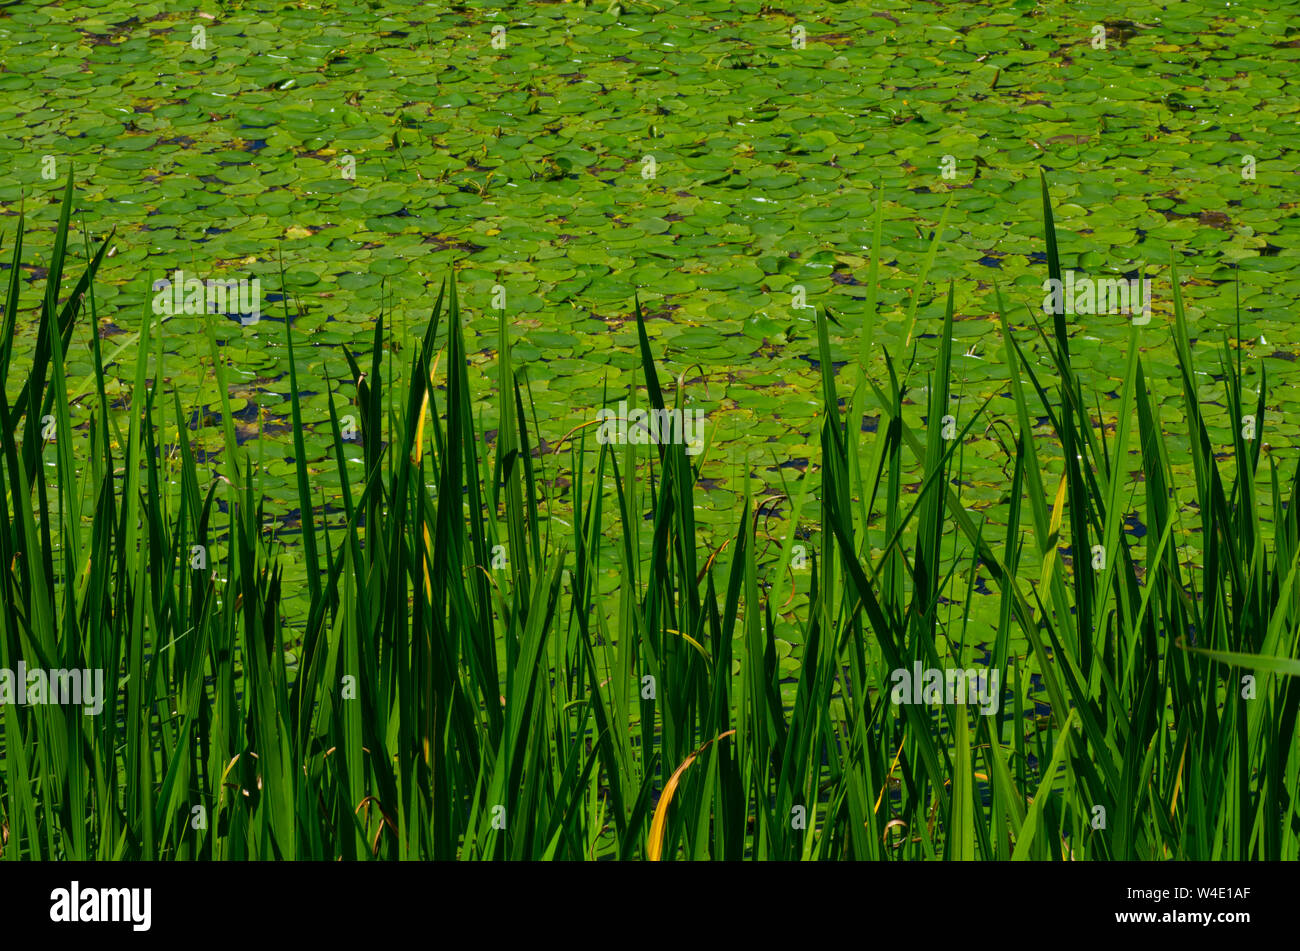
[0,172,1296,860]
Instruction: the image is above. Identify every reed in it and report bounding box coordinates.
[0,169,1295,860]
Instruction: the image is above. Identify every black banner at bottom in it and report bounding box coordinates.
[0,860,1280,938]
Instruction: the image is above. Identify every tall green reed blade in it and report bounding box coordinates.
[0,212,24,386]
[913,282,956,635]
[1039,168,1067,361]
[280,268,321,609]
[496,307,532,601]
